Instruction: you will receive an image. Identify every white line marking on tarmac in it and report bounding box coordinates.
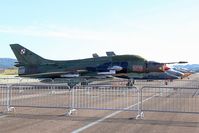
[72,95,155,133]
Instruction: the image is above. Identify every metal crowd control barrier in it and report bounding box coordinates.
[0,84,71,112]
[71,85,138,111]
[0,84,142,118]
[140,86,199,114]
[1,80,199,119]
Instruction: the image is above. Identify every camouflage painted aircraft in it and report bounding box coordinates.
[10,44,187,80]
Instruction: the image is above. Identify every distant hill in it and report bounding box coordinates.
[0,58,16,69]
[174,64,199,72]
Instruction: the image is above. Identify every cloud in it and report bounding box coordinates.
[0,25,135,42]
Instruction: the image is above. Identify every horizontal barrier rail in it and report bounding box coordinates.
[91,79,199,88]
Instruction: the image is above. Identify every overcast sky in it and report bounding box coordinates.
[0,0,199,64]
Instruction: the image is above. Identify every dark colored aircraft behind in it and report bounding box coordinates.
[10,44,186,80]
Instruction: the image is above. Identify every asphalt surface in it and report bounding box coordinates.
[0,74,199,133]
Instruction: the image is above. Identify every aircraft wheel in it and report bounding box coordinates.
[126,79,134,86]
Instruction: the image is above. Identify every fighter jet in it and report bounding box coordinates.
[10,44,187,81]
[172,67,193,79]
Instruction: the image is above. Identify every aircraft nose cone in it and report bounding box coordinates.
[164,65,170,71]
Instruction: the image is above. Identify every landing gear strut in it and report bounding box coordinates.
[126,79,135,86]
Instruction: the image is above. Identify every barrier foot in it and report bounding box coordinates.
[65,109,77,116]
[136,112,144,120]
[7,107,15,113]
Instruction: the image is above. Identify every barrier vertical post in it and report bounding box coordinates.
[72,86,75,110]
[140,87,144,119]
[67,86,76,116]
[6,85,14,112]
[136,87,140,119]
[136,86,144,119]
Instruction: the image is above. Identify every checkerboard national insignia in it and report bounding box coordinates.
[20,49,26,55]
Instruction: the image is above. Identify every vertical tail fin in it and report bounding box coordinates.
[10,44,48,66]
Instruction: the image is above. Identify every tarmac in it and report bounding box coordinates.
[0,74,199,133]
